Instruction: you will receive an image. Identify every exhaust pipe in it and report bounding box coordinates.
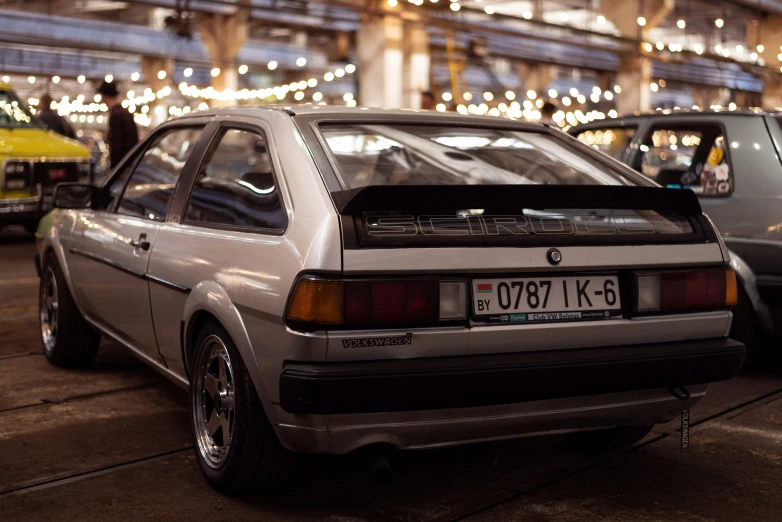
[365,446,393,485]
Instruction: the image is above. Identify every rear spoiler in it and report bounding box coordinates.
[331,185,703,216]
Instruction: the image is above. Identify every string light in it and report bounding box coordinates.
[442,92,453,101]
[157,70,166,80]
[28,76,35,84]
[463,92,473,101]
[2,76,9,83]
[677,19,685,29]
[335,68,345,78]
[526,90,536,99]
[505,90,515,100]
[131,72,140,82]
[105,74,113,83]
[324,72,335,81]
[296,57,307,67]
[388,0,398,6]
[52,76,60,84]
[211,68,220,77]
[483,92,494,101]
[715,18,724,28]
[238,64,248,75]
[656,42,664,50]
[313,92,323,102]
[184,68,193,78]
[268,61,278,70]
[597,15,605,24]
[643,43,653,52]
[650,82,659,92]
[548,88,557,98]
[522,10,532,19]
[757,44,765,53]
[736,45,744,53]
[637,16,646,26]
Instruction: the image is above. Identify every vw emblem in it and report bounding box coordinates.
[546,248,562,266]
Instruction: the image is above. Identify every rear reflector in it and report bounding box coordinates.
[288,277,466,328]
[636,269,736,313]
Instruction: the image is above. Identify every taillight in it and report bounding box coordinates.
[287,277,467,328]
[636,268,737,313]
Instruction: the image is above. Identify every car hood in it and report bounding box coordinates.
[0,128,90,159]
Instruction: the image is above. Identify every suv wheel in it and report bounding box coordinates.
[565,425,653,451]
[190,321,295,493]
[39,254,100,367]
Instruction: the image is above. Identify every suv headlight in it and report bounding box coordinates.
[3,160,33,191]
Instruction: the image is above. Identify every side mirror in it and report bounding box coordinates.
[53,183,95,209]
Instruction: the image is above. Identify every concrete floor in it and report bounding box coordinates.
[2,225,782,521]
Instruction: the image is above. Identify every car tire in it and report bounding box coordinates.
[39,253,100,367]
[565,425,653,451]
[729,285,763,367]
[189,321,295,493]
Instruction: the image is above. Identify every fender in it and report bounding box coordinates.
[182,280,277,424]
[729,249,773,334]
[40,210,87,315]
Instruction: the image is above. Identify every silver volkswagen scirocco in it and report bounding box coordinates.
[36,107,745,492]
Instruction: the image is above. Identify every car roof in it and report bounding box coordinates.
[571,107,781,130]
[173,105,551,131]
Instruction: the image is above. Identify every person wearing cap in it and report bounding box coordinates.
[420,90,436,110]
[37,94,76,139]
[97,80,139,168]
[540,100,557,124]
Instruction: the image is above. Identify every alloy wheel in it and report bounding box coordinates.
[40,266,59,353]
[194,335,236,468]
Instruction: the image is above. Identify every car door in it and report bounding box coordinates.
[69,123,206,361]
[147,122,290,379]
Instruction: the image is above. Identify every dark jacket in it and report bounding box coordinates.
[108,104,139,167]
[38,109,75,139]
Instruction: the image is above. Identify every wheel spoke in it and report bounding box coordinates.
[206,409,221,437]
[220,416,231,443]
[218,356,227,386]
[204,373,219,398]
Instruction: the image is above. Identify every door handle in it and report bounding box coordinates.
[129,233,151,251]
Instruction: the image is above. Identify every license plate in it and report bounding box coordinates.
[472,275,621,323]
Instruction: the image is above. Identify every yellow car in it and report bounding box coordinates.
[0,82,91,234]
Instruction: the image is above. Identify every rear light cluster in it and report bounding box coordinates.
[287,277,467,327]
[636,268,737,313]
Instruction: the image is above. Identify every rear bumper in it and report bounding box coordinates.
[280,338,745,415]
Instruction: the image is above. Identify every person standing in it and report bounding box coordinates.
[540,101,557,124]
[37,94,76,139]
[98,81,139,168]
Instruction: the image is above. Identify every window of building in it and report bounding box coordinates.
[117,126,203,221]
[183,128,286,232]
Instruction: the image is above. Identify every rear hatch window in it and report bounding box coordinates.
[314,123,710,248]
[319,124,636,188]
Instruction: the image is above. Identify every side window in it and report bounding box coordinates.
[102,153,138,210]
[117,126,204,221]
[576,126,637,160]
[636,123,732,196]
[183,128,287,232]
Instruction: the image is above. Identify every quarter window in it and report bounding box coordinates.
[636,124,732,196]
[117,126,203,221]
[575,126,636,160]
[183,128,286,232]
